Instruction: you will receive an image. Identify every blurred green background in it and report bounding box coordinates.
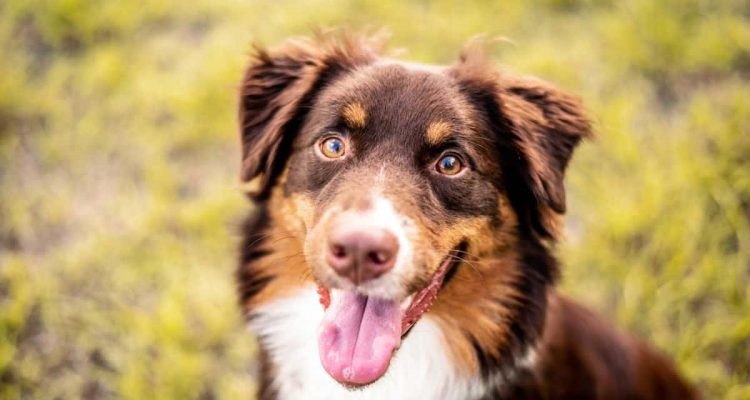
[1,0,749,398]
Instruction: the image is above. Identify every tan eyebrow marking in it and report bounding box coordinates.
[425,120,452,145]
[341,102,367,129]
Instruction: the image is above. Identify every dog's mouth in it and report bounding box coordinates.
[316,246,462,386]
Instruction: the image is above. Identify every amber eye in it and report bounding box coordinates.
[320,137,346,159]
[436,154,463,176]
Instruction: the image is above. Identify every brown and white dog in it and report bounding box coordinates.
[236,34,697,399]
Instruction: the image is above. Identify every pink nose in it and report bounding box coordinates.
[326,226,399,285]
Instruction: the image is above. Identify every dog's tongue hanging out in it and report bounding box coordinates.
[318,291,402,385]
[317,255,455,385]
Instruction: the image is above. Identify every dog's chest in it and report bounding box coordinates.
[249,287,488,400]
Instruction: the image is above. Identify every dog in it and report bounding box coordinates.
[235,33,697,399]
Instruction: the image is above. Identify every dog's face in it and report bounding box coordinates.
[284,65,504,384]
[288,63,501,298]
[239,36,590,386]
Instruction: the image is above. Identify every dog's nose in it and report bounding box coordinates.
[326,226,399,285]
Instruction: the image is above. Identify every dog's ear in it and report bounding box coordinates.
[238,35,379,199]
[452,51,592,240]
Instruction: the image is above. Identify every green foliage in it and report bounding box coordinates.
[0,0,748,398]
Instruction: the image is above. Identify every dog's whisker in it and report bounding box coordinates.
[245,233,298,251]
[245,233,272,248]
[446,254,485,280]
[276,251,305,264]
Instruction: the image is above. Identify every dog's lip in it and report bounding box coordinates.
[399,247,461,335]
[316,245,463,337]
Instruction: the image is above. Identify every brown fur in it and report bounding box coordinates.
[425,120,453,145]
[341,102,367,130]
[236,33,697,399]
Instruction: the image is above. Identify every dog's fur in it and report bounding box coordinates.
[235,34,697,399]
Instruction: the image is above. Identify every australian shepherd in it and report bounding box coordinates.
[235,33,697,399]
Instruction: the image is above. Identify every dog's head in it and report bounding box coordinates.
[239,34,590,386]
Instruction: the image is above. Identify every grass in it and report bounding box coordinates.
[1,0,748,398]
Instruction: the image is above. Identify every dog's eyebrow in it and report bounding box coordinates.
[341,102,367,130]
[425,120,453,145]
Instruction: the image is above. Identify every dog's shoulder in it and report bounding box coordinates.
[515,293,698,400]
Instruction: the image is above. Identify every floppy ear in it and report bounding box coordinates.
[452,54,592,240]
[238,35,379,199]
[498,76,592,230]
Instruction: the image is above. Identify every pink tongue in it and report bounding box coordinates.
[318,291,402,385]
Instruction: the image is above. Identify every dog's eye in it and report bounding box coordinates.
[436,154,463,176]
[320,137,346,159]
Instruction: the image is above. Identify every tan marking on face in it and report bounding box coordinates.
[277,192,315,237]
[341,102,367,129]
[238,175,263,195]
[430,251,524,376]
[424,194,526,375]
[425,120,452,145]
[239,173,318,310]
[494,194,520,251]
[440,217,494,254]
[243,224,311,308]
[267,166,315,238]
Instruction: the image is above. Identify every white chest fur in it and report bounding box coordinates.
[249,287,489,400]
